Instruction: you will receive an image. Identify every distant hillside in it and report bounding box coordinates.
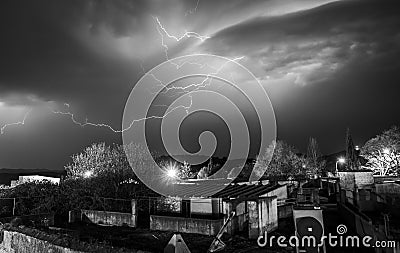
[0,168,66,185]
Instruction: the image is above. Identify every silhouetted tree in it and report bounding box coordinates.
[254,140,306,179]
[64,142,143,198]
[305,137,325,177]
[345,128,360,170]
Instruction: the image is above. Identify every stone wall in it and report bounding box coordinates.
[338,171,374,191]
[0,230,83,253]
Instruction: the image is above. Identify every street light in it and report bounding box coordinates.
[335,157,346,174]
[83,171,93,178]
[164,162,179,180]
[166,168,178,179]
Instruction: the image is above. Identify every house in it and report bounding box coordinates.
[10,175,60,187]
[149,180,288,239]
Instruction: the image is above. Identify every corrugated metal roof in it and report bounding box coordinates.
[212,183,281,199]
[167,179,282,199]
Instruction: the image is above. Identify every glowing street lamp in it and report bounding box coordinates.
[166,168,178,179]
[83,171,93,178]
[163,162,179,180]
[335,157,346,174]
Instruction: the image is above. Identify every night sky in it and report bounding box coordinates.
[1,0,400,170]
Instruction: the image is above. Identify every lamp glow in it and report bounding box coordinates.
[84,171,93,178]
[166,167,178,179]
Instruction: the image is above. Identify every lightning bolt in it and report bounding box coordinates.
[1,15,243,136]
[50,96,193,134]
[153,16,210,60]
[149,56,245,97]
[49,55,244,134]
[0,109,32,135]
[149,15,245,100]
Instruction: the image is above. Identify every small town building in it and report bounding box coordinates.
[149,180,288,239]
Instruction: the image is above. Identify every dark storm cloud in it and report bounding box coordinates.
[1,0,400,170]
[0,0,148,104]
[202,0,400,85]
[0,0,338,106]
[0,0,258,106]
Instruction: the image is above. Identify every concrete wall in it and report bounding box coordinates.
[81,209,136,227]
[189,198,223,216]
[150,215,223,236]
[190,198,212,214]
[248,197,278,239]
[338,171,374,191]
[356,189,376,212]
[0,230,83,253]
[376,183,400,195]
[248,200,259,239]
[260,184,288,200]
[258,197,278,234]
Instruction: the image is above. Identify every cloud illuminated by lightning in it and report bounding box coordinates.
[48,54,244,134]
[1,14,243,137]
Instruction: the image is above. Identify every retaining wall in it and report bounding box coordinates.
[80,210,136,227]
[0,230,83,253]
[150,215,223,236]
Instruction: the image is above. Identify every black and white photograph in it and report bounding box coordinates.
[1,0,400,252]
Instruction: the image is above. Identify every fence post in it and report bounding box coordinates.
[12,198,16,216]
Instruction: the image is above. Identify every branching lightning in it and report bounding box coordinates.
[153,16,210,60]
[0,109,32,135]
[1,13,244,137]
[162,56,244,92]
[50,96,193,134]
